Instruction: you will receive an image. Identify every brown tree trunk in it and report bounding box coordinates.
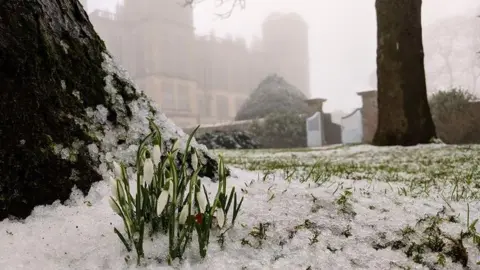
[373,0,437,146]
[0,0,219,220]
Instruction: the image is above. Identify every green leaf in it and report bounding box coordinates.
[114,227,132,252]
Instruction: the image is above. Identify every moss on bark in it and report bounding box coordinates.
[0,0,108,219]
[0,0,219,220]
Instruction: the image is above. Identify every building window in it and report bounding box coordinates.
[197,93,212,117]
[177,83,191,112]
[162,37,174,74]
[135,34,145,77]
[161,80,175,110]
[216,95,230,120]
[145,37,155,74]
[177,36,189,78]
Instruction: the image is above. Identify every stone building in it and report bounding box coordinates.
[88,0,310,128]
[262,13,310,97]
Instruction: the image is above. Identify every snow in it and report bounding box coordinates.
[99,52,212,156]
[1,144,480,269]
[57,53,215,183]
[186,118,260,129]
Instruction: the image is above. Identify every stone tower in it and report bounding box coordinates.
[113,0,196,80]
[261,13,310,97]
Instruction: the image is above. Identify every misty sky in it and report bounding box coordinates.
[87,0,479,112]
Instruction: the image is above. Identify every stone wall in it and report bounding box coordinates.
[185,98,348,147]
[357,90,480,144]
[357,90,378,143]
[306,98,326,115]
[184,119,261,137]
[186,98,325,135]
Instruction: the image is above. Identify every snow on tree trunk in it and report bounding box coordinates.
[373,0,437,146]
[0,0,219,220]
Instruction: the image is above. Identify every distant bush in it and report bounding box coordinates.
[248,111,307,149]
[235,74,310,121]
[196,130,260,150]
[429,88,480,144]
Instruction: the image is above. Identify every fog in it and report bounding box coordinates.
[85,0,480,124]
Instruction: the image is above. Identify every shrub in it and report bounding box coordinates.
[235,74,310,121]
[248,111,307,149]
[196,130,260,149]
[109,120,244,265]
[429,88,480,144]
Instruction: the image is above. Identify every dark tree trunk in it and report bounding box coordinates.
[0,0,219,220]
[373,0,437,146]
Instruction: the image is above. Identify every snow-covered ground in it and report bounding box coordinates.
[1,144,480,269]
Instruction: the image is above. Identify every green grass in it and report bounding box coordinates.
[212,144,480,268]
[215,144,480,202]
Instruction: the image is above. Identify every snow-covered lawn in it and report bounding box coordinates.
[1,144,480,269]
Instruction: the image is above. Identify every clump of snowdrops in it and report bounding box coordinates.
[109,120,244,265]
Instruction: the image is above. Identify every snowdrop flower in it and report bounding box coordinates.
[143,158,154,186]
[215,208,225,228]
[152,144,161,166]
[110,176,124,200]
[156,190,169,216]
[109,197,121,215]
[179,206,189,225]
[196,188,207,213]
[113,161,122,179]
[110,177,118,198]
[191,151,198,171]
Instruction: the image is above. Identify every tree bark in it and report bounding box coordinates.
[373,0,437,146]
[0,0,219,220]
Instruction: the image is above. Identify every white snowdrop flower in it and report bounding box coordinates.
[172,140,180,152]
[178,206,189,225]
[152,144,161,166]
[196,188,207,213]
[109,197,121,215]
[113,161,122,179]
[109,176,125,200]
[215,208,225,228]
[191,152,198,171]
[143,158,154,186]
[109,177,118,198]
[156,190,169,216]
